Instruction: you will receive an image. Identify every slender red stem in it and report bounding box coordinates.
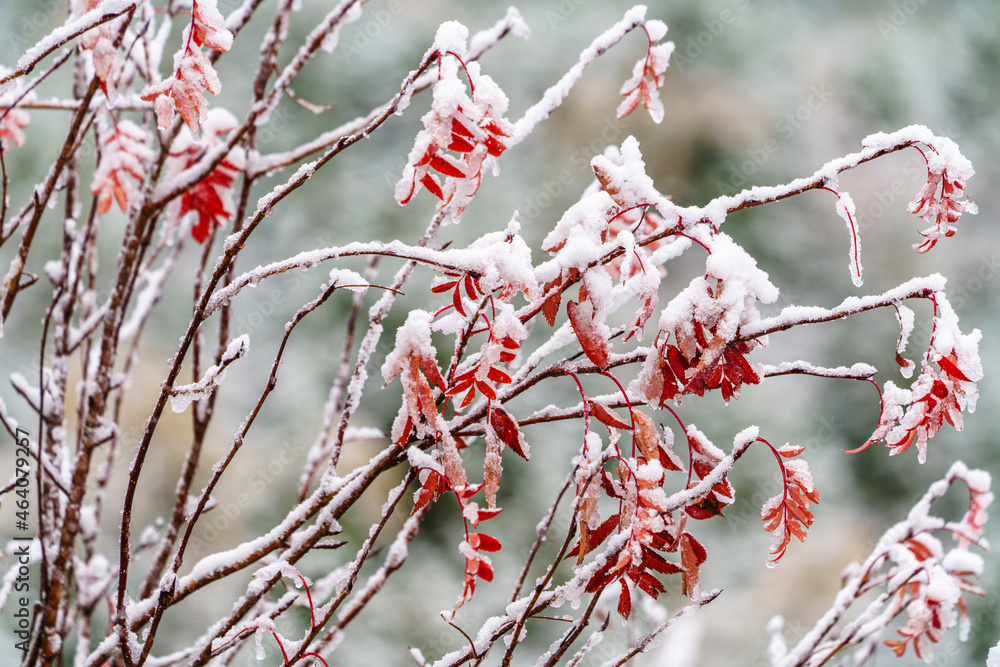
[271,630,289,665]
[820,185,861,282]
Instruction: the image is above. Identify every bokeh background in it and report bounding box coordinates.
[0,0,998,665]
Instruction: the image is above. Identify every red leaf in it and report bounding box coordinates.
[451,117,474,138]
[483,134,506,157]
[478,381,497,400]
[617,578,632,619]
[448,134,475,153]
[567,299,609,370]
[642,547,683,575]
[589,401,632,430]
[182,161,237,243]
[431,280,458,294]
[937,355,972,382]
[429,153,466,178]
[476,507,503,523]
[452,285,466,316]
[567,513,620,560]
[632,411,661,463]
[420,172,443,200]
[469,532,502,552]
[488,405,529,460]
[455,482,484,499]
[486,367,512,384]
[634,572,665,599]
[412,470,447,513]
[679,533,706,598]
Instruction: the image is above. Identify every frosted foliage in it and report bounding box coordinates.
[2,4,991,667]
[381,310,435,384]
[432,21,470,58]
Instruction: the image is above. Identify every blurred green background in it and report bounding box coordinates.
[0,0,997,665]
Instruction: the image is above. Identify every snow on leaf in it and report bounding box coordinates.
[141,1,232,133]
[92,119,154,214]
[567,296,610,370]
[617,27,674,124]
[762,451,819,566]
[684,426,734,520]
[395,26,513,222]
[633,409,683,471]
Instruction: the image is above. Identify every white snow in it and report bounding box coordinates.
[16,0,140,73]
[168,335,249,413]
[512,6,648,144]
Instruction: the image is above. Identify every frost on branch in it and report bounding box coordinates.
[168,334,248,413]
[773,463,991,665]
[140,0,233,133]
[395,22,514,222]
[74,0,127,95]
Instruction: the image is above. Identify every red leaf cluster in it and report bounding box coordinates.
[639,275,764,406]
[883,536,986,660]
[447,334,518,408]
[395,54,513,219]
[616,30,672,124]
[92,120,154,214]
[761,445,819,565]
[386,348,447,449]
[140,0,233,133]
[408,464,504,613]
[458,531,502,609]
[578,458,706,617]
[565,409,709,616]
[0,105,29,153]
[77,0,123,95]
[862,346,980,464]
[908,166,973,253]
[431,273,483,318]
[178,156,241,243]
